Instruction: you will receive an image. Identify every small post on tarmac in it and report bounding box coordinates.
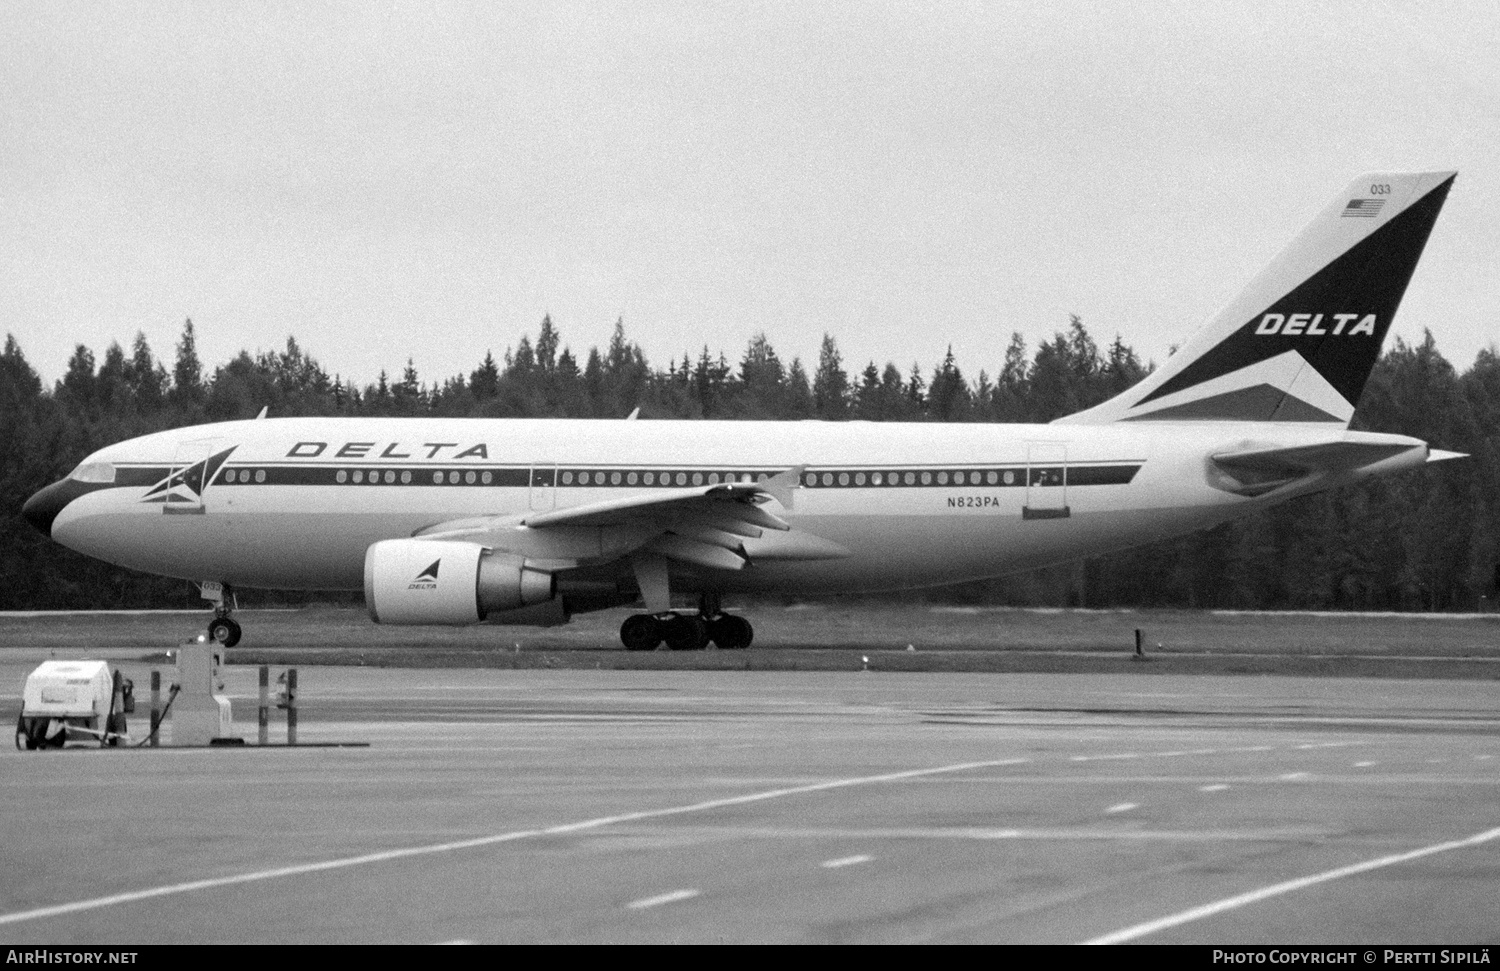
[286,668,298,746]
[149,670,161,747]
[258,666,269,746]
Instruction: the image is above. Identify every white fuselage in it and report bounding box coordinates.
[45,416,1424,596]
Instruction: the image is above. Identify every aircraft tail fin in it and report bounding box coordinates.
[1057,171,1456,426]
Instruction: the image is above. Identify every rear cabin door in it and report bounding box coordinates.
[1023,442,1069,520]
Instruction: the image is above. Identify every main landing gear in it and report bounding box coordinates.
[619,594,754,651]
[199,581,242,648]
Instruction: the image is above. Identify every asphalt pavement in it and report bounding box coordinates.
[1,657,1497,944]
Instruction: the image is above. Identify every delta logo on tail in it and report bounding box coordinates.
[1058,172,1456,427]
[408,560,441,590]
[1253,313,1377,337]
[140,447,237,505]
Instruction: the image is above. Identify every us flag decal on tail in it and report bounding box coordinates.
[1342,198,1385,218]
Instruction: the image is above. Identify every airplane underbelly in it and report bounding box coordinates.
[703,502,1246,594]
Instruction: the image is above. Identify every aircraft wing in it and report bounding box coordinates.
[413,466,847,573]
[522,479,790,533]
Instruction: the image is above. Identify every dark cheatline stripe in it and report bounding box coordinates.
[115,467,172,487]
[200,462,1143,489]
[1067,465,1140,486]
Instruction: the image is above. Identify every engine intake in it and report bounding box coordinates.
[364,539,555,625]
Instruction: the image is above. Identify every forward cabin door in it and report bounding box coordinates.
[529,463,557,512]
[1023,442,1069,520]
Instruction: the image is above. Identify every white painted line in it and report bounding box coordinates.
[1354,761,1376,768]
[1279,772,1310,781]
[1105,802,1138,814]
[1198,784,1229,793]
[821,854,873,869]
[1082,824,1500,945]
[1070,753,1140,762]
[0,755,1029,927]
[626,889,700,910]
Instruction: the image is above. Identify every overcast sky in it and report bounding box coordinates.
[4,0,1498,391]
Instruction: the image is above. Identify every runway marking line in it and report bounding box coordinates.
[1198,784,1229,793]
[626,889,700,910]
[821,854,873,869]
[1081,824,1500,945]
[1105,803,1138,814]
[0,756,1029,928]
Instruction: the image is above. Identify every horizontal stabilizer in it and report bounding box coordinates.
[1210,435,1428,496]
[1214,440,1415,476]
[1427,449,1467,463]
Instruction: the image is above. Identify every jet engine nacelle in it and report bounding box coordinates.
[363,539,555,625]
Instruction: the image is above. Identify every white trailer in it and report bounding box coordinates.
[15,660,132,749]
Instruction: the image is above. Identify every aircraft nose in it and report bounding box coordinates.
[22,479,70,536]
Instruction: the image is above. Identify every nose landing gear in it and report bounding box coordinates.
[199,581,242,647]
[207,615,241,647]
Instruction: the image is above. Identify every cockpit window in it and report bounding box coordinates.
[69,461,117,484]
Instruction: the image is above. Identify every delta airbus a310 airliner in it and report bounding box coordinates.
[24,171,1460,651]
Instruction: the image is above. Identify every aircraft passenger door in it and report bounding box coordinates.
[529,464,557,512]
[1023,442,1069,520]
[164,440,218,515]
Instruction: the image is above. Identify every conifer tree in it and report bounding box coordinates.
[812,334,850,419]
[928,345,971,421]
[535,315,559,373]
[470,351,499,399]
[127,332,166,407]
[172,318,204,405]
